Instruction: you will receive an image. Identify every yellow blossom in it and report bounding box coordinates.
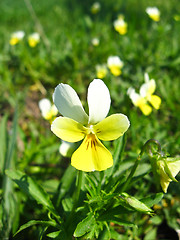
[39,98,58,123]
[96,64,108,79]
[28,32,40,47]
[157,157,180,193]
[127,73,161,115]
[146,7,160,22]
[91,2,101,14]
[114,15,128,35]
[51,79,130,172]
[91,38,100,46]
[107,56,124,76]
[9,31,25,45]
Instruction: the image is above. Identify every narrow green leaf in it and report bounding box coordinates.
[46,230,62,238]
[0,114,8,173]
[140,193,164,207]
[108,216,135,227]
[14,220,58,236]
[1,109,18,239]
[5,169,60,221]
[73,212,96,237]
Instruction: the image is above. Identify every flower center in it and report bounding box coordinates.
[86,124,95,135]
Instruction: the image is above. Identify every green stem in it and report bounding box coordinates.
[73,170,83,207]
[120,139,161,193]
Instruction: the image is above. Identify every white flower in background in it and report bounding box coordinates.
[59,141,74,157]
[9,31,25,45]
[107,56,124,76]
[96,64,108,79]
[114,15,128,35]
[39,98,58,123]
[91,2,101,14]
[146,7,160,22]
[51,79,130,172]
[91,37,100,46]
[28,32,40,47]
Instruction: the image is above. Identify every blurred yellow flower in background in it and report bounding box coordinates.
[51,79,130,172]
[114,15,128,35]
[28,32,40,47]
[91,37,100,46]
[39,98,58,123]
[146,7,160,22]
[127,73,161,115]
[96,64,108,79]
[107,56,124,76]
[59,140,74,157]
[91,2,101,14]
[9,31,25,45]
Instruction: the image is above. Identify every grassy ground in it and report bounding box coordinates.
[0,0,180,239]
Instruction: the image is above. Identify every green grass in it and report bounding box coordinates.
[0,0,180,239]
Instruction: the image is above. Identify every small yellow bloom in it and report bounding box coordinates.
[28,32,40,47]
[114,15,128,35]
[91,2,101,14]
[9,31,25,45]
[39,98,58,123]
[96,64,108,79]
[51,79,130,172]
[127,88,152,116]
[107,56,124,76]
[146,7,160,22]
[157,158,180,193]
[127,73,161,115]
[91,38,100,46]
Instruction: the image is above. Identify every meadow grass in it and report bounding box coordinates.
[0,0,180,239]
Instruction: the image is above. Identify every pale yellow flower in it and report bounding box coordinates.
[96,64,108,79]
[157,157,180,193]
[114,15,128,35]
[91,38,100,46]
[39,98,58,123]
[59,141,74,157]
[91,2,101,14]
[9,31,25,45]
[28,32,40,47]
[107,56,124,76]
[51,79,130,172]
[127,73,161,115]
[146,7,160,22]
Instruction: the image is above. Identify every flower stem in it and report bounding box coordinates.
[120,139,161,193]
[74,170,83,207]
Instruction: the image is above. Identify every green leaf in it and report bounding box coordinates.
[109,216,136,227]
[14,220,58,236]
[1,109,18,239]
[5,169,61,221]
[46,230,62,238]
[0,114,8,173]
[140,193,164,207]
[55,165,76,207]
[73,212,96,237]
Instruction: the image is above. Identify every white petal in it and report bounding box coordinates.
[88,79,111,124]
[140,80,156,97]
[39,98,51,118]
[53,83,88,124]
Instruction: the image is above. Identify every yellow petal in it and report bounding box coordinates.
[51,117,86,142]
[149,95,161,109]
[71,134,113,172]
[139,103,152,116]
[110,66,122,76]
[93,114,130,141]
